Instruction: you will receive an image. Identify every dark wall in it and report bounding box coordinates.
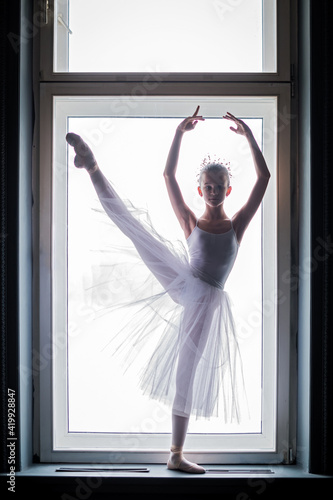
[0,0,34,474]
[309,0,333,475]
[0,0,21,472]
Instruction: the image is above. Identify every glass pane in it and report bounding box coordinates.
[55,0,277,72]
[66,116,263,434]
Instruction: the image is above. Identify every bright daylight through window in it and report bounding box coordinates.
[49,96,277,457]
[54,0,277,73]
[66,115,264,435]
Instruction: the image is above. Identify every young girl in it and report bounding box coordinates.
[66,108,270,474]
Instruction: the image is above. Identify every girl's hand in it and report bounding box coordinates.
[177,106,205,133]
[223,111,252,138]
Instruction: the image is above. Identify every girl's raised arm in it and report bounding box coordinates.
[223,112,271,243]
[164,106,204,238]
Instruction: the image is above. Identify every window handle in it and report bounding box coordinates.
[44,0,50,24]
[57,13,73,35]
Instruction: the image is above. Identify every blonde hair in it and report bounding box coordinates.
[198,156,232,186]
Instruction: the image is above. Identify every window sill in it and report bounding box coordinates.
[2,463,331,499]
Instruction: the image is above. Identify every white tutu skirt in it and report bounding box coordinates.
[86,170,244,422]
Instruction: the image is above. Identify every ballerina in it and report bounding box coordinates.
[66,107,270,474]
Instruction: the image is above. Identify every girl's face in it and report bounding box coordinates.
[198,171,232,207]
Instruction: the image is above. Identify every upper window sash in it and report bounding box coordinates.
[38,0,291,82]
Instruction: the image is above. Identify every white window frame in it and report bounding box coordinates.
[39,0,290,82]
[37,85,292,464]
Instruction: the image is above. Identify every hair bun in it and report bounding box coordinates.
[197,154,232,185]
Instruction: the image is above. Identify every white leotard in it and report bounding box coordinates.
[187,221,239,289]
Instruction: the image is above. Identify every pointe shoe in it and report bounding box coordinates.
[167,450,206,474]
[66,133,98,173]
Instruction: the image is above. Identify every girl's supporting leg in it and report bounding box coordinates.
[167,417,205,474]
[167,305,211,474]
[167,413,205,473]
[171,413,190,449]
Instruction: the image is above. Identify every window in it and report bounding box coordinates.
[53,0,277,73]
[41,0,289,81]
[35,0,294,464]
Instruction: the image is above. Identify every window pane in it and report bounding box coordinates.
[50,95,278,455]
[66,116,263,435]
[55,0,277,73]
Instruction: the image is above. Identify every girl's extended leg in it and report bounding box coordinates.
[66,133,184,301]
